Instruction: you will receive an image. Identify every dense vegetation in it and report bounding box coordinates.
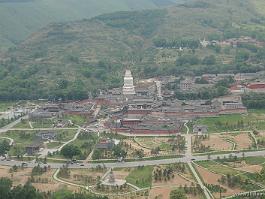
[242,93,265,109]
[0,177,108,199]
[1,0,265,100]
[0,0,176,49]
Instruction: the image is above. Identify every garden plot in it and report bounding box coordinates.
[199,134,233,151]
[68,168,106,186]
[223,132,253,150]
[32,169,79,192]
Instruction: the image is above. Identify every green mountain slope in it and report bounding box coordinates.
[1,0,265,100]
[0,0,179,49]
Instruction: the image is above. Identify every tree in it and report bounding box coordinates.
[0,177,12,199]
[0,140,10,156]
[170,189,187,199]
[235,50,250,62]
[61,145,81,159]
[202,55,216,65]
[92,149,103,160]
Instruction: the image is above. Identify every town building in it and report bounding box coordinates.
[246,83,265,93]
[179,79,194,91]
[36,131,56,140]
[96,139,115,150]
[26,143,41,155]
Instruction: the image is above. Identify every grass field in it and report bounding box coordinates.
[46,141,62,149]
[63,115,87,126]
[126,166,153,188]
[196,160,242,175]
[242,156,265,165]
[195,109,265,133]
[31,119,54,128]
[134,137,172,151]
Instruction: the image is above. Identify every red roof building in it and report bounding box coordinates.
[246,83,265,93]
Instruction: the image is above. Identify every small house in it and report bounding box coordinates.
[193,125,208,135]
[37,131,56,140]
[26,143,41,155]
[96,139,115,150]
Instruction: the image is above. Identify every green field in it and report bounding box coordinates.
[46,141,62,149]
[126,166,153,188]
[196,160,242,175]
[195,110,265,133]
[239,156,265,165]
[134,137,172,151]
[63,115,87,126]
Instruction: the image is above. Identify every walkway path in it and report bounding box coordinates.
[0,137,14,145]
[85,148,94,162]
[249,131,258,150]
[184,122,213,199]
[188,162,213,199]
[29,121,33,129]
[39,127,81,158]
[0,115,28,134]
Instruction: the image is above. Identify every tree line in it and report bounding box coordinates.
[0,177,108,199]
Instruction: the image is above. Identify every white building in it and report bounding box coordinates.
[122,70,136,95]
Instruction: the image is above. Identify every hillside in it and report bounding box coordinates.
[1,0,265,100]
[0,0,179,49]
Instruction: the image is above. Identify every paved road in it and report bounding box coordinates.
[1,147,265,169]
[184,122,213,199]
[8,127,78,131]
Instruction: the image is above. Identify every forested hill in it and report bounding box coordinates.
[0,0,179,49]
[1,0,265,100]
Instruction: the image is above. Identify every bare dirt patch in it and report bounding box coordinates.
[227,133,253,150]
[149,187,171,199]
[201,134,233,151]
[234,133,253,149]
[196,165,244,198]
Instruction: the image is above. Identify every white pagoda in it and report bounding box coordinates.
[122,70,135,95]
